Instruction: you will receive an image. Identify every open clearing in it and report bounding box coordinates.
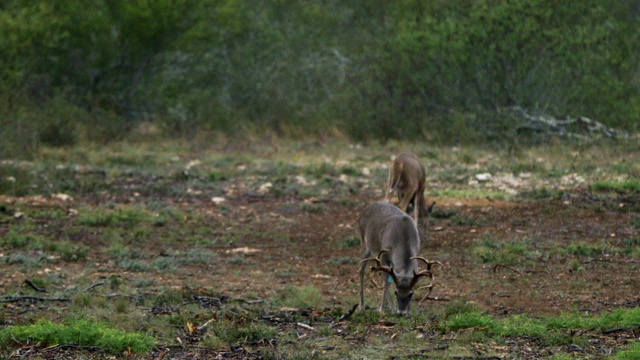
[1,140,639,359]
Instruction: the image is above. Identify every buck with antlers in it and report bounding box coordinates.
[384,153,435,241]
[358,201,441,315]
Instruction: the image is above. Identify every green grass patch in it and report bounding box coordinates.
[615,342,640,360]
[0,319,156,354]
[450,214,483,226]
[211,319,278,345]
[2,225,48,250]
[591,180,640,193]
[77,205,152,227]
[564,242,605,257]
[1,225,88,262]
[301,202,328,213]
[338,236,360,248]
[275,285,327,309]
[440,307,640,347]
[470,235,536,266]
[324,256,359,265]
[445,312,495,331]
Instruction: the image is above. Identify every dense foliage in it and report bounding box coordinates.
[0,1,638,156]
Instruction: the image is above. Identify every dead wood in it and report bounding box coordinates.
[0,296,70,303]
[24,279,47,292]
[506,106,628,140]
[492,264,521,274]
[83,280,106,292]
[338,303,359,321]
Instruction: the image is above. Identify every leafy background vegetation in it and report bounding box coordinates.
[1,1,639,158]
[1,1,639,358]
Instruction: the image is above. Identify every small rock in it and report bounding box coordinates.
[258,182,273,194]
[211,197,226,205]
[475,173,492,182]
[185,160,201,169]
[52,193,73,201]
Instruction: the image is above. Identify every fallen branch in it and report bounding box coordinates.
[582,258,640,265]
[506,106,628,140]
[24,279,47,293]
[197,318,216,331]
[603,327,629,335]
[296,322,316,331]
[492,264,521,274]
[421,296,450,302]
[0,296,70,303]
[43,344,102,352]
[339,303,359,321]
[83,280,106,292]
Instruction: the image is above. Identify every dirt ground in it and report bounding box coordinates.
[3,189,639,315]
[202,190,640,318]
[2,181,640,358]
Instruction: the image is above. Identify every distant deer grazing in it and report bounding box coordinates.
[384,153,435,241]
[358,202,441,315]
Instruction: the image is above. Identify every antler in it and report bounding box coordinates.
[410,256,443,302]
[361,250,398,287]
[411,256,443,271]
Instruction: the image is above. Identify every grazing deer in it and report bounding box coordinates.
[358,202,441,315]
[384,153,435,241]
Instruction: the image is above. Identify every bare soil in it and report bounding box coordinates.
[2,184,640,359]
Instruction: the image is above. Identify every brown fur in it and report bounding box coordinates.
[384,153,434,240]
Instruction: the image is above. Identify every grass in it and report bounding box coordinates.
[274,285,327,309]
[0,319,156,354]
[440,307,640,347]
[591,179,640,193]
[77,205,152,227]
[470,235,538,266]
[1,225,88,262]
[616,342,640,360]
[2,139,640,358]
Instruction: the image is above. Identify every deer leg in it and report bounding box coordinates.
[380,272,393,311]
[359,261,367,311]
[359,248,373,311]
[411,194,419,224]
[397,189,415,214]
[384,169,393,202]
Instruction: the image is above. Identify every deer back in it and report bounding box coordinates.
[358,202,420,274]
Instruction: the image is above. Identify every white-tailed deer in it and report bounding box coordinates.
[384,153,435,241]
[358,201,441,315]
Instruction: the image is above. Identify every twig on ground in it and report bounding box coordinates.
[421,296,450,302]
[296,322,316,331]
[197,318,217,331]
[492,264,521,274]
[83,280,106,292]
[0,296,70,303]
[338,303,359,321]
[24,279,47,292]
[582,258,640,264]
